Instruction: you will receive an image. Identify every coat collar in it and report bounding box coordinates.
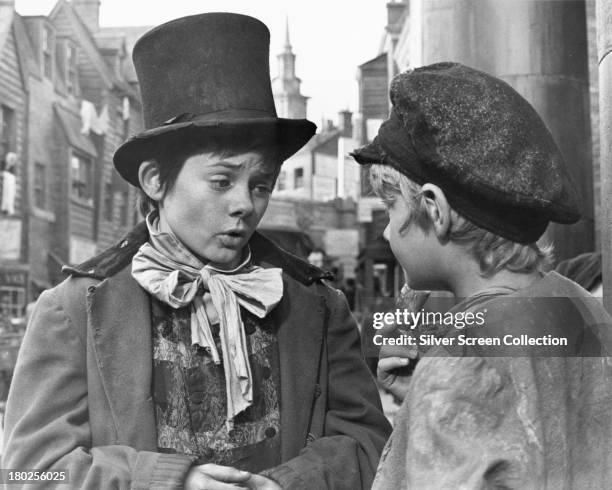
[64,222,333,285]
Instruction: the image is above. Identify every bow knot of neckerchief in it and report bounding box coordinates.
[131,213,283,425]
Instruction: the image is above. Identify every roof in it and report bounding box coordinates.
[313,131,341,156]
[0,2,14,56]
[98,25,151,83]
[98,25,151,49]
[11,14,40,89]
[358,52,387,69]
[93,33,126,52]
[54,104,99,156]
[49,0,140,100]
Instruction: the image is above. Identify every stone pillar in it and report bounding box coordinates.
[420,0,594,261]
[597,0,612,310]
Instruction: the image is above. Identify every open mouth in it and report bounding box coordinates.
[219,230,248,247]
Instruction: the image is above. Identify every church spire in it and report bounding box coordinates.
[272,14,308,119]
[284,15,292,52]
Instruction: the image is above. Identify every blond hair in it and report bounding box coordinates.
[369,164,553,276]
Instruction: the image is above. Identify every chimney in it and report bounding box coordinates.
[386,1,408,33]
[73,0,100,32]
[338,110,353,137]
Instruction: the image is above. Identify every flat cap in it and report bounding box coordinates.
[351,62,581,243]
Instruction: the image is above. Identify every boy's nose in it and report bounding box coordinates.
[229,186,254,217]
[383,224,390,241]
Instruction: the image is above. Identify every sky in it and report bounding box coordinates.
[14,0,389,128]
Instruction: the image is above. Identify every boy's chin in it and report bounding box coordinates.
[207,248,248,270]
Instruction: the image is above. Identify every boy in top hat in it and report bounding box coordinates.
[3,14,390,490]
[352,62,612,489]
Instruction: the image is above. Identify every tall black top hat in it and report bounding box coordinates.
[113,13,316,187]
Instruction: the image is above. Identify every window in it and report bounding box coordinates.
[33,162,46,209]
[294,168,304,188]
[66,42,78,95]
[103,182,113,221]
[70,153,93,203]
[1,106,16,158]
[277,170,287,191]
[42,26,53,79]
[0,286,26,319]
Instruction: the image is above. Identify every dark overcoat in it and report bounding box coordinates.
[3,225,391,489]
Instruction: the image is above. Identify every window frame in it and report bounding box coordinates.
[70,151,94,205]
[33,162,47,210]
[0,286,26,319]
[66,41,78,95]
[1,105,16,158]
[42,25,54,80]
[294,167,304,189]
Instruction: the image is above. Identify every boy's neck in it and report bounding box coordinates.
[449,264,543,299]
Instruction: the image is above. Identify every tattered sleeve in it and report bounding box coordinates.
[373,356,543,490]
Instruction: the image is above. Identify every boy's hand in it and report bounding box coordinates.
[184,464,251,489]
[377,353,415,402]
[398,284,431,312]
[246,474,282,489]
[376,284,430,401]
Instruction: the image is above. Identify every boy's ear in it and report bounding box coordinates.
[421,183,451,239]
[138,160,164,202]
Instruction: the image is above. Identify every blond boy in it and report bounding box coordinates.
[352,62,612,489]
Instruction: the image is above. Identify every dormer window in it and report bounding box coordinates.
[42,25,54,79]
[66,43,78,95]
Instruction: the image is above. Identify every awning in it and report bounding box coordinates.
[54,104,99,157]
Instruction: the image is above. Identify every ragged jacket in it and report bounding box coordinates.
[3,224,391,489]
[373,272,612,490]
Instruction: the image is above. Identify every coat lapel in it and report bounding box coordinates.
[87,266,157,449]
[276,275,326,459]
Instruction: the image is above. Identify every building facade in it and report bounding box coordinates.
[0,0,147,327]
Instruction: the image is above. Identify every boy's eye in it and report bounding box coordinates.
[210,178,232,190]
[253,184,273,195]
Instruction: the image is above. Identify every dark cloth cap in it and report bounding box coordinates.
[114,13,316,187]
[351,62,581,243]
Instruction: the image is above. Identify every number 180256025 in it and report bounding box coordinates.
[2,470,69,484]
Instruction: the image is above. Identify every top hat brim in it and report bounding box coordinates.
[114,117,316,187]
